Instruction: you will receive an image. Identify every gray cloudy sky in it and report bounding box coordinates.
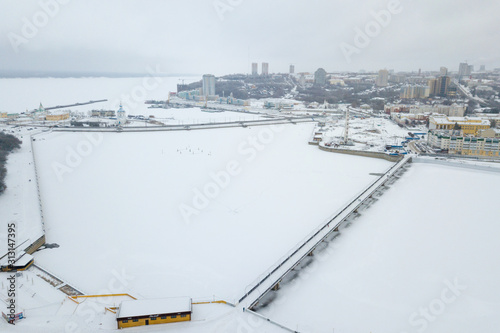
[1,0,499,76]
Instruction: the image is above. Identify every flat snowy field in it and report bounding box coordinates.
[259,162,500,333]
[322,117,415,150]
[32,122,392,303]
[128,108,268,125]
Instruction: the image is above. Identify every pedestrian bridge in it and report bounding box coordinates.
[237,155,412,310]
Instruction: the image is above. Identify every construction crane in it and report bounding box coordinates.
[341,107,353,146]
[343,107,350,144]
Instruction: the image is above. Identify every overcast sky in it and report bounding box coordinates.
[1,0,499,76]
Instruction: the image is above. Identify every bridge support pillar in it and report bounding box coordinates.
[272,283,280,291]
[308,250,314,257]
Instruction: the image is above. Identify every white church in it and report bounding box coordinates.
[116,104,126,126]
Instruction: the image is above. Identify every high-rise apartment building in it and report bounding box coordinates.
[262,63,269,76]
[428,76,450,97]
[459,62,471,77]
[376,69,389,87]
[202,74,216,96]
[251,63,258,76]
[289,65,295,74]
[400,85,430,99]
[314,68,327,86]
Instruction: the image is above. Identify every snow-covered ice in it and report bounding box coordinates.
[31,122,391,304]
[259,162,500,333]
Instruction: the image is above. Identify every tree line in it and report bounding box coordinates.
[0,132,22,194]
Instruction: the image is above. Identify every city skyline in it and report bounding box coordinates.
[1,0,499,76]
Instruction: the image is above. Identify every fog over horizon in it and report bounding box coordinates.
[1,0,499,76]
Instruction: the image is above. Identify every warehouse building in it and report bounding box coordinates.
[116,297,191,329]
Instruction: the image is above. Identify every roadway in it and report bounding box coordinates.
[51,116,321,133]
[408,140,422,154]
[453,79,490,107]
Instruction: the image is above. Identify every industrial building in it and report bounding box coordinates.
[116,297,192,329]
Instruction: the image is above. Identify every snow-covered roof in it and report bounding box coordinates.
[117,297,191,319]
[0,251,33,267]
[48,110,70,115]
[432,116,490,126]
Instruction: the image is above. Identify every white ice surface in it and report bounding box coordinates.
[31,122,391,304]
[259,163,500,333]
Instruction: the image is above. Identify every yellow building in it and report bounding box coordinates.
[0,112,7,118]
[0,252,34,272]
[117,297,191,329]
[45,112,70,121]
[428,76,450,97]
[429,116,490,135]
[400,85,430,99]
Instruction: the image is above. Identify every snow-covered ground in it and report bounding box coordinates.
[30,122,391,305]
[0,269,283,333]
[320,117,418,152]
[0,126,44,254]
[259,162,500,333]
[4,77,499,333]
[130,108,270,125]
